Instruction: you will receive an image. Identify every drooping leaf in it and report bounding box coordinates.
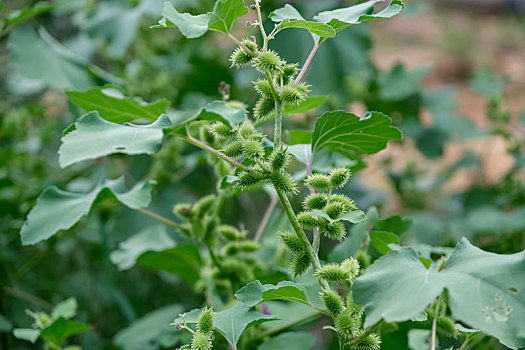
[269,5,335,38]
[58,112,171,168]
[137,245,202,285]
[259,331,316,350]
[314,0,404,34]
[353,238,525,349]
[174,304,278,346]
[235,281,312,307]
[20,177,152,245]
[114,305,183,350]
[110,226,176,270]
[152,2,210,38]
[6,2,54,27]
[369,230,398,254]
[166,100,246,135]
[40,318,91,346]
[311,209,367,224]
[66,86,169,123]
[312,110,402,155]
[208,0,249,34]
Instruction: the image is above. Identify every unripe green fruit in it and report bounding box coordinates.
[303,193,328,210]
[254,96,275,121]
[209,121,234,140]
[271,170,297,195]
[218,225,245,241]
[324,202,346,219]
[173,203,193,219]
[236,171,264,191]
[329,167,352,188]
[279,83,309,105]
[282,63,298,77]
[191,332,212,350]
[355,250,371,269]
[341,257,360,282]
[297,211,319,229]
[292,251,311,276]
[304,174,331,191]
[279,231,305,253]
[237,121,256,139]
[222,140,244,158]
[335,311,360,340]
[355,333,381,350]
[242,139,265,160]
[324,221,346,241]
[321,288,344,315]
[197,307,214,336]
[315,263,349,282]
[229,39,257,68]
[253,50,284,74]
[269,147,290,171]
[437,316,458,337]
[192,195,216,217]
[253,79,274,97]
[329,194,357,212]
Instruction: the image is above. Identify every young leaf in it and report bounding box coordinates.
[313,0,404,34]
[58,112,171,168]
[312,111,402,155]
[235,280,312,307]
[51,298,78,320]
[352,238,525,349]
[269,4,335,38]
[66,86,169,123]
[136,245,202,285]
[369,230,398,254]
[208,0,249,34]
[152,2,210,38]
[20,177,152,245]
[39,318,91,346]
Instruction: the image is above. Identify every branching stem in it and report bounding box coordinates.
[136,208,183,229]
[295,41,321,83]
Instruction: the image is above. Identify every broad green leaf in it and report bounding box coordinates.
[175,304,278,346]
[257,301,321,335]
[259,331,316,350]
[110,226,175,270]
[13,328,40,343]
[137,245,202,285]
[6,2,54,27]
[312,111,402,155]
[470,67,505,98]
[152,2,210,38]
[288,130,312,145]
[269,5,335,38]
[369,230,398,254]
[51,298,77,320]
[235,281,312,307]
[40,318,91,346]
[58,112,171,168]
[20,177,152,245]
[208,0,249,34]
[66,86,169,123]
[283,96,329,115]
[114,305,182,350]
[314,0,404,34]
[0,314,12,333]
[8,27,94,90]
[166,100,246,135]
[378,64,432,101]
[353,238,525,349]
[311,209,367,224]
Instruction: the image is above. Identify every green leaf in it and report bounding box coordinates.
[8,27,95,90]
[51,298,77,320]
[166,100,246,135]
[369,230,398,254]
[20,177,152,245]
[114,305,183,350]
[312,111,402,155]
[13,328,40,343]
[6,2,54,27]
[283,96,329,115]
[288,130,313,145]
[0,314,12,333]
[235,280,312,307]
[378,64,432,101]
[152,2,210,39]
[311,209,367,224]
[58,112,170,168]
[259,331,316,350]
[269,5,335,38]
[137,245,202,285]
[353,238,525,349]
[175,304,278,346]
[314,0,404,34]
[110,226,176,270]
[40,318,91,346]
[66,86,169,123]
[208,0,249,34]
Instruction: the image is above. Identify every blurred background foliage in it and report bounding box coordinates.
[0,0,524,349]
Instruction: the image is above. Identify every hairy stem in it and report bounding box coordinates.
[136,208,183,229]
[345,320,383,347]
[254,196,278,242]
[227,33,256,56]
[431,297,442,350]
[295,41,320,83]
[274,99,283,149]
[275,189,329,290]
[254,0,269,50]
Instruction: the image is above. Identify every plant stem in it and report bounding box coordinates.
[345,320,383,347]
[181,135,262,175]
[3,287,53,311]
[431,298,441,350]
[274,99,283,149]
[254,0,269,50]
[295,41,320,83]
[275,189,329,290]
[254,196,278,242]
[136,208,183,229]
[227,33,256,56]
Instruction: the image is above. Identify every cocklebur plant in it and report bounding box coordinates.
[16,0,525,349]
